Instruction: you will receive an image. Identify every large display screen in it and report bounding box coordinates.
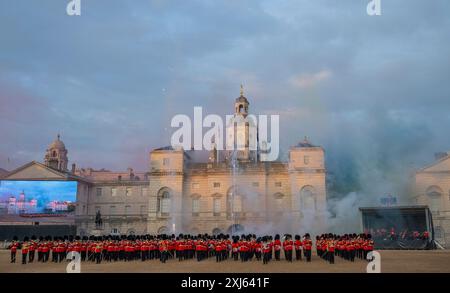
[0,180,77,215]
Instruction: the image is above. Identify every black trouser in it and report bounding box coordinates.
[22,253,27,264]
[160,251,168,263]
[328,252,334,264]
[275,250,281,261]
[263,252,270,264]
[196,250,201,261]
[11,251,16,263]
[52,251,57,262]
[95,252,102,264]
[350,250,355,262]
[57,251,62,262]
[255,251,261,261]
[216,251,222,262]
[232,251,238,261]
[295,249,302,260]
[304,249,311,262]
[28,250,35,263]
[42,252,49,262]
[285,250,292,262]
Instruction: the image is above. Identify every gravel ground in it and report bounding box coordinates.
[1,250,449,273]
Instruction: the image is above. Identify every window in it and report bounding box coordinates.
[157,189,171,216]
[304,155,310,165]
[275,182,282,187]
[125,205,131,214]
[111,188,117,197]
[82,205,86,214]
[163,158,170,166]
[96,188,102,197]
[192,182,200,189]
[110,206,116,215]
[300,186,316,211]
[111,228,119,234]
[232,196,242,213]
[126,187,132,196]
[213,198,221,216]
[275,197,283,211]
[160,198,170,214]
[213,182,220,188]
[142,187,148,196]
[140,205,146,215]
[192,198,200,215]
[95,206,101,214]
[252,182,259,187]
[426,186,443,213]
[274,193,284,211]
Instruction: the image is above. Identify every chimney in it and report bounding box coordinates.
[71,163,76,174]
[118,175,122,181]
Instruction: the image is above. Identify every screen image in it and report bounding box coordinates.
[0,180,77,215]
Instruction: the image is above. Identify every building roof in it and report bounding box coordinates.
[235,84,249,104]
[235,95,249,104]
[3,161,89,183]
[154,145,176,151]
[417,153,450,173]
[47,134,66,150]
[294,137,317,148]
[0,168,8,178]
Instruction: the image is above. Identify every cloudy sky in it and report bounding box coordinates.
[1,0,449,198]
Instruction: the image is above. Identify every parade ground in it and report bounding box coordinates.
[1,250,449,273]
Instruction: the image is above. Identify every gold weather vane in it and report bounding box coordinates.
[240,84,244,96]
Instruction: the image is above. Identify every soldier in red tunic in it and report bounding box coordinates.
[273,234,282,261]
[28,237,36,263]
[41,240,50,262]
[8,238,18,263]
[282,234,293,262]
[231,237,239,261]
[254,238,262,261]
[107,241,115,262]
[94,241,103,264]
[327,238,335,264]
[262,236,271,264]
[303,233,312,262]
[159,236,169,263]
[21,238,29,264]
[294,235,302,261]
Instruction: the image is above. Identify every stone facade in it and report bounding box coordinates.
[2,91,328,236]
[73,91,327,236]
[414,153,450,247]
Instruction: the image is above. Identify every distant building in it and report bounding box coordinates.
[0,191,37,214]
[45,200,70,212]
[2,88,327,236]
[414,152,450,247]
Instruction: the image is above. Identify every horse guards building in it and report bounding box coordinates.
[1,89,450,247]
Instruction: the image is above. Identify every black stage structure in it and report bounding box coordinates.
[359,205,436,250]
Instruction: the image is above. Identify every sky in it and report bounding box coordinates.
[1,0,449,201]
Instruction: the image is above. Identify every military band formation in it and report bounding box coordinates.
[7,232,374,266]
